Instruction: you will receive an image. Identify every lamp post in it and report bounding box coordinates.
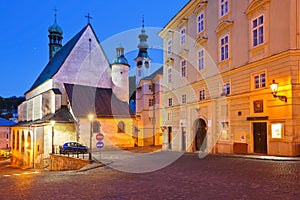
[88,114,94,161]
[50,120,55,154]
[270,79,287,102]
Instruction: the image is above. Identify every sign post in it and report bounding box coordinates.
[96,133,104,160]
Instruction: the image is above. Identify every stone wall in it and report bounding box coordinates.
[50,154,90,171]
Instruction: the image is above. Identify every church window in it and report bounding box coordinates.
[137,61,143,67]
[117,121,125,133]
[145,61,149,68]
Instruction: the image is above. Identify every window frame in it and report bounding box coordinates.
[222,82,231,95]
[182,94,187,104]
[181,59,187,78]
[168,98,173,107]
[253,72,266,89]
[220,35,229,61]
[167,67,172,83]
[197,11,205,34]
[219,0,229,18]
[199,89,206,101]
[167,39,172,55]
[198,49,205,71]
[149,98,154,107]
[252,14,264,47]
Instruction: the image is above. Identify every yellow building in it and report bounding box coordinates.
[159,0,300,156]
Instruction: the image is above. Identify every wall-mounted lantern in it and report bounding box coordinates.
[270,80,287,102]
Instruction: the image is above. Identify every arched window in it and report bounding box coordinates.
[16,130,20,150]
[27,132,31,150]
[12,130,15,149]
[117,121,125,133]
[137,61,143,67]
[21,131,25,153]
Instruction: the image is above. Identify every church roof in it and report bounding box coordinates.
[64,83,133,118]
[0,117,15,126]
[141,66,163,81]
[27,24,91,94]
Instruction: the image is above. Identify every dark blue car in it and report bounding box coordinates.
[59,142,88,154]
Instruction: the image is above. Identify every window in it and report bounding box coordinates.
[197,11,205,33]
[221,121,230,141]
[145,61,149,68]
[138,69,142,76]
[181,60,187,78]
[149,98,154,106]
[252,15,264,47]
[220,0,229,17]
[168,98,173,107]
[182,94,186,104]
[180,27,186,46]
[220,35,229,61]
[199,90,205,101]
[137,61,142,67]
[148,84,153,91]
[198,49,204,70]
[168,67,172,83]
[117,121,125,133]
[254,73,266,89]
[222,82,230,95]
[167,39,172,55]
[6,133,8,139]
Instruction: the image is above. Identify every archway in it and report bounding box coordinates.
[195,119,207,151]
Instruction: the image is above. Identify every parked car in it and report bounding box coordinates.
[59,142,88,154]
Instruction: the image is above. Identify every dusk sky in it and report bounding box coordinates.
[0,0,189,97]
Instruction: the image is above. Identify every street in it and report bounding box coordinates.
[0,153,299,200]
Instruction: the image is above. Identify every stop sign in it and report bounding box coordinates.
[96,133,104,141]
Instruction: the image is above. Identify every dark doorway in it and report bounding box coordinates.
[195,119,207,151]
[168,127,172,149]
[253,122,267,154]
[182,127,186,151]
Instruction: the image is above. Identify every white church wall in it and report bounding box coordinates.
[112,64,129,102]
[26,79,53,100]
[53,26,112,90]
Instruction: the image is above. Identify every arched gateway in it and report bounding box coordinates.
[194,119,207,151]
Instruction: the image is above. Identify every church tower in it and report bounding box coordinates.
[111,45,130,102]
[48,11,63,60]
[134,18,151,86]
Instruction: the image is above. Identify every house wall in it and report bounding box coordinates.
[0,127,11,149]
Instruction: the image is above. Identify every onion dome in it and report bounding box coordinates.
[112,45,130,67]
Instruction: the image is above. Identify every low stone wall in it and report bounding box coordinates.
[50,154,91,171]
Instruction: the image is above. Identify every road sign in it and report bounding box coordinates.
[96,133,104,141]
[96,141,104,149]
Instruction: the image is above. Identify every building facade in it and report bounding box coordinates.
[0,118,15,151]
[11,16,134,168]
[159,0,300,156]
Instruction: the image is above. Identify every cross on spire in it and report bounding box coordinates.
[85,13,93,24]
[142,15,144,29]
[53,7,58,22]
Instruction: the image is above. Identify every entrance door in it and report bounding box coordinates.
[168,127,172,149]
[195,119,207,151]
[253,122,267,154]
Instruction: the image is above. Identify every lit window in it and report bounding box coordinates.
[197,11,205,33]
[222,82,230,95]
[168,67,172,83]
[181,60,187,78]
[167,39,172,55]
[271,123,282,139]
[198,49,204,70]
[220,0,229,17]
[168,98,173,107]
[220,35,229,61]
[252,15,264,47]
[254,73,266,89]
[182,94,186,104]
[180,27,186,46]
[199,90,205,101]
[149,98,154,106]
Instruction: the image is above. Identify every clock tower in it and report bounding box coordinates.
[48,11,63,60]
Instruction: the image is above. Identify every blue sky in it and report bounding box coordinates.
[0,0,188,97]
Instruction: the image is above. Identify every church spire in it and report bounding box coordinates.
[134,17,151,87]
[48,8,63,60]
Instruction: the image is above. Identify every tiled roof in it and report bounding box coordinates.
[0,118,15,126]
[27,24,90,93]
[141,66,163,81]
[64,83,133,118]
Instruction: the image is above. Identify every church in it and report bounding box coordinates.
[11,14,135,168]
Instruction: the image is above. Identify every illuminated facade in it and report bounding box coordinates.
[159,0,300,156]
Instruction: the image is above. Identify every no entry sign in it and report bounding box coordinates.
[96,133,104,141]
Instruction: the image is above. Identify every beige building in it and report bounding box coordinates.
[159,0,300,156]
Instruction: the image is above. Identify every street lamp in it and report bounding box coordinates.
[50,120,55,154]
[88,114,95,161]
[270,79,287,102]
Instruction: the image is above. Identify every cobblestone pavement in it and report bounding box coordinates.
[0,153,299,200]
